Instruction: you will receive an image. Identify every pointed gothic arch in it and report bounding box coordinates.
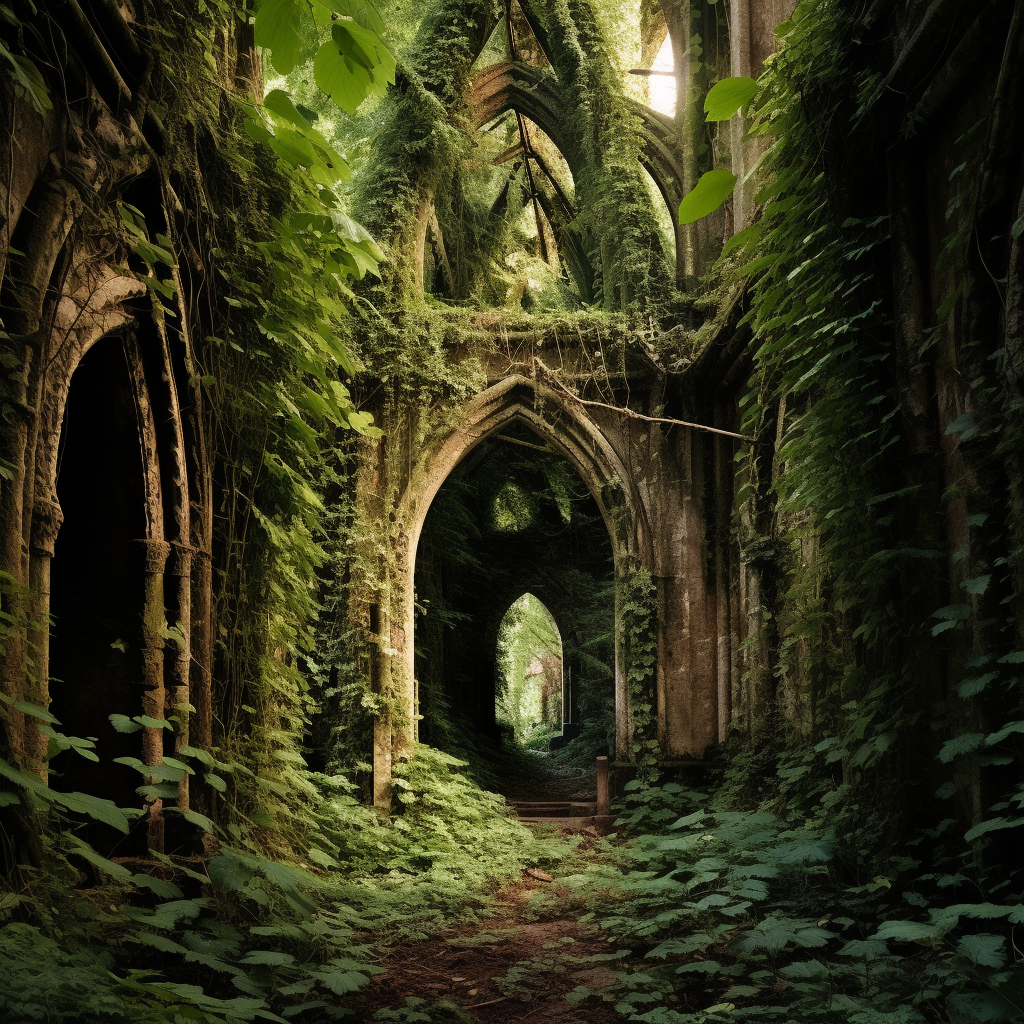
[363,375,649,802]
[467,61,688,285]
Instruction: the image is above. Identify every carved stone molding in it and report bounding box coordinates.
[131,537,171,574]
[30,496,64,556]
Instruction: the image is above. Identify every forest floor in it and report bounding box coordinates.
[350,752,626,1023]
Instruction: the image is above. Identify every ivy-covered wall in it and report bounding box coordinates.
[4,0,1020,847]
[702,0,1024,867]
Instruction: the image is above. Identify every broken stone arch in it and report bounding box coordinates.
[466,61,687,283]
[414,60,689,298]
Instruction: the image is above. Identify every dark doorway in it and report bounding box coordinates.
[48,338,149,841]
[414,421,615,785]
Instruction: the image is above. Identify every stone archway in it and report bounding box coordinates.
[1,174,211,848]
[489,591,566,744]
[367,374,647,803]
[47,336,154,843]
[361,363,736,804]
[482,583,589,747]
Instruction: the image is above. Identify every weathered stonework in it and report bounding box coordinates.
[353,325,745,798]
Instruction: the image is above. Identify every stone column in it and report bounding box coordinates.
[166,541,192,810]
[189,547,214,752]
[26,496,63,775]
[132,537,170,853]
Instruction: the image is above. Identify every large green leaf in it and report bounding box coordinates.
[109,713,143,733]
[314,21,395,115]
[263,88,313,128]
[779,959,828,979]
[964,816,1024,842]
[67,836,132,880]
[316,0,386,35]
[938,732,985,762]
[241,950,297,966]
[985,720,1024,746]
[0,40,52,114]
[309,962,369,995]
[957,934,1006,968]
[254,0,314,74]
[133,873,184,899]
[11,700,58,723]
[873,920,941,943]
[314,27,371,114]
[958,672,999,698]
[138,931,189,955]
[678,170,737,225]
[0,753,133,831]
[704,76,757,121]
[52,789,132,833]
[837,938,886,959]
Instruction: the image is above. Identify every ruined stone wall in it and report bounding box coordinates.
[0,4,213,850]
[349,319,744,795]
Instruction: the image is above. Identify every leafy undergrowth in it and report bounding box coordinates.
[7,741,1021,1024]
[561,783,1024,1024]
[0,745,574,1023]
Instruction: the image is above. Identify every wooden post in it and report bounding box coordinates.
[596,755,610,816]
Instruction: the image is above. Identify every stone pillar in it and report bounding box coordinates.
[166,541,192,811]
[653,428,720,760]
[26,496,63,775]
[562,660,571,731]
[0,352,36,768]
[189,547,214,752]
[372,595,393,810]
[133,538,170,853]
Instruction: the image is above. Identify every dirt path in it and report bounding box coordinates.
[350,827,622,1023]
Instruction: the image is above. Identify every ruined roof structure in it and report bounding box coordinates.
[2,2,1024,1021]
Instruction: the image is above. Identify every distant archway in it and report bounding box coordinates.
[494,593,563,747]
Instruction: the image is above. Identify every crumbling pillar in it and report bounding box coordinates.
[25,495,63,775]
[166,541,192,810]
[133,537,170,852]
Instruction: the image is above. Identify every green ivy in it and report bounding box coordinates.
[620,559,658,782]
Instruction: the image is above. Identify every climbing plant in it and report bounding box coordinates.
[619,559,659,781]
[4,2,1024,1023]
[567,1,1024,1020]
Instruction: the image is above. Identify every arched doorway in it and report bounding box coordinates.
[494,593,563,748]
[412,417,616,781]
[47,337,152,846]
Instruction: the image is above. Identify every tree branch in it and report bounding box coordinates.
[534,359,753,443]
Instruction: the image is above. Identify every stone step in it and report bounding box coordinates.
[509,800,597,817]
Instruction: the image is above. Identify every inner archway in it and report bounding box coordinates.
[495,593,563,748]
[412,418,616,789]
